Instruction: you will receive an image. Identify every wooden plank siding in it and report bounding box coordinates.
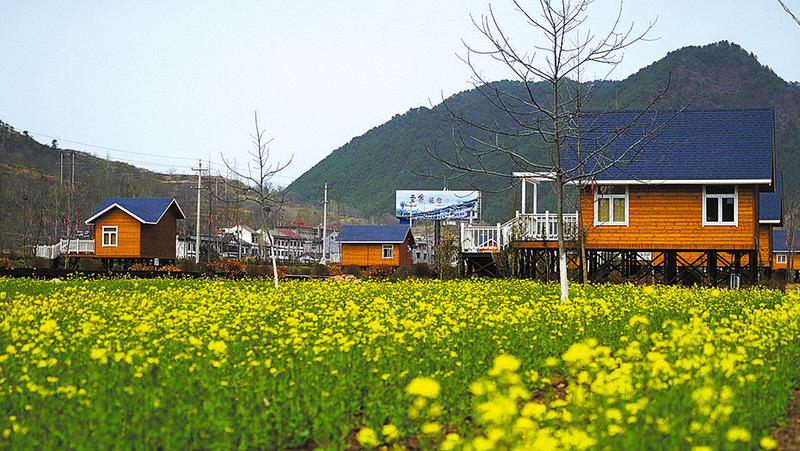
[93,209,142,258]
[341,240,412,267]
[139,206,180,259]
[580,185,759,251]
[759,225,773,268]
[772,255,800,270]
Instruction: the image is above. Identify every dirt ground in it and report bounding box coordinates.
[772,387,800,450]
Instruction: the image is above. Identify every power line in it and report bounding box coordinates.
[26,130,298,182]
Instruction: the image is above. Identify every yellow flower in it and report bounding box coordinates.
[421,422,441,435]
[207,340,227,355]
[356,427,379,447]
[760,436,777,449]
[39,319,58,335]
[406,377,440,399]
[381,424,400,442]
[489,354,520,376]
[725,426,751,442]
[89,347,108,362]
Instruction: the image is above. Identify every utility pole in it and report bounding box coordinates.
[320,182,328,264]
[59,151,63,189]
[192,160,203,264]
[71,151,75,187]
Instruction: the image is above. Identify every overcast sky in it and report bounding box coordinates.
[2,1,799,184]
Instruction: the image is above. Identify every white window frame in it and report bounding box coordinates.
[776,253,788,264]
[702,185,738,227]
[382,244,394,259]
[594,185,629,226]
[102,226,118,247]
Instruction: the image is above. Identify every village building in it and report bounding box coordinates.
[461,108,778,286]
[340,225,414,268]
[37,197,186,267]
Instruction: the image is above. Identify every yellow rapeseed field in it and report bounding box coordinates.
[0,277,798,449]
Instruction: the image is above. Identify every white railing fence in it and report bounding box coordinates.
[461,212,579,252]
[35,239,95,259]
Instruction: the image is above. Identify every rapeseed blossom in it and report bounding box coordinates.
[0,277,797,449]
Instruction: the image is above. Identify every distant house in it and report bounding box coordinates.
[83,197,186,265]
[772,229,800,271]
[759,172,783,268]
[340,225,414,267]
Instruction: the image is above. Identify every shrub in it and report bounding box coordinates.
[309,264,331,277]
[367,265,394,279]
[411,263,433,278]
[158,265,182,272]
[205,259,247,277]
[0,257,14,270]
[342,265,361,276]
[128,263,155,271]
[328,264,342,276]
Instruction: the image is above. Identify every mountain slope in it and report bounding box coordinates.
[287,41,800,222]
[0,123,321,252]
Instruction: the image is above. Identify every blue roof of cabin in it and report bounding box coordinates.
[564,109,774,182]
[760,172,783,223]
[93,197,184,223]
[339,225,412,243]
[773,229,800,252]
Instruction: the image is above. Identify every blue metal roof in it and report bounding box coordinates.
[760,172,783,223]
[88,197,185,224]
[339,225,412,243]
[564,109,774,182]
[773,229,800,252]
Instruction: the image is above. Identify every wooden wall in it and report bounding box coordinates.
[759,225,773,268]
[772,255,800,270]
[93,209,141,258]
[580,185,759,251]
[341,240,412,267]
[140,206,180,259]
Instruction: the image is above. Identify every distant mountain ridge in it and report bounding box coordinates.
[287,41,800,222]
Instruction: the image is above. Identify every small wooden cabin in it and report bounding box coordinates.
[84,197,186,265]
[771,229,800,271]
[340,225,414,268]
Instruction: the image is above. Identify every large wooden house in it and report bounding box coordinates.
[340,225,414,268]
[462,108,778,286]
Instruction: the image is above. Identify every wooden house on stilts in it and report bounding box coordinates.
[461,108,780,286]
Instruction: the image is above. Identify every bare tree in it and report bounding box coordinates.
[778,0,800,25]
[426,0,672,300]
[219,112,292,287]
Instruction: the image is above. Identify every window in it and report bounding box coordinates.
[382,244,394,259]
[594,185,628,225]
[703,185,737,226]
[776,253,788,264]
[102,226,118,247]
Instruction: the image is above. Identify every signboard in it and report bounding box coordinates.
[395,190,480,221]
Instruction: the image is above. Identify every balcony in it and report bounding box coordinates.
[36,239,95,259]
[460,212,579,253]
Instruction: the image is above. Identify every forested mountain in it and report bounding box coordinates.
[287,41,800,222]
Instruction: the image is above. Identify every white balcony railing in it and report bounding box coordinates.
[461,212,578,253]
[36,239,95,259]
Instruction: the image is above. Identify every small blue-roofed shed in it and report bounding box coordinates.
[340,225,414,267]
